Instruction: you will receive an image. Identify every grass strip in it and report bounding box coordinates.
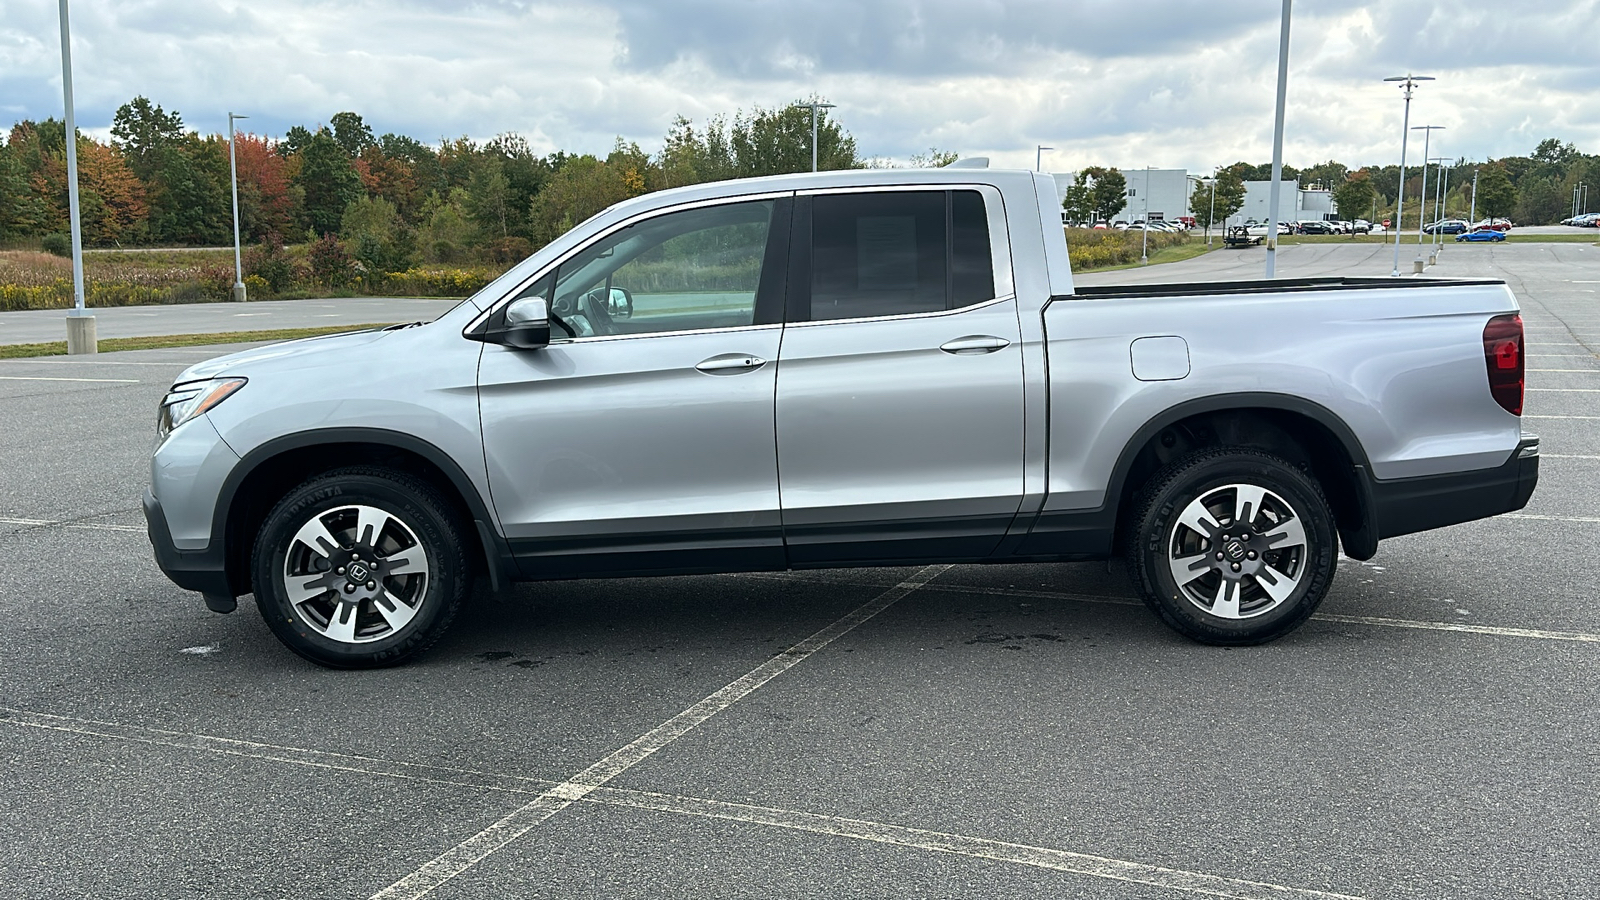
[0,323,398,359]
[1077,240,1219,273]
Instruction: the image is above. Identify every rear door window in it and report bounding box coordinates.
[807,190,995,322]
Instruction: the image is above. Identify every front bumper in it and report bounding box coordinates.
[1371,435,1540,540]
[143,489,235,612]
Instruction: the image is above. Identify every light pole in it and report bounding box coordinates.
[1411,125,1444,269]
[1035,145,1053,172]
[799,101,836,173]
[1264,0,1292,278]
[1384,74,1434,276]
[1435,160,1452,253]
[1470,167,1479,225]
[56,0,93,354]
[228,112,249,302]
[1426,156,1447,255]
[1140,165,1152,265]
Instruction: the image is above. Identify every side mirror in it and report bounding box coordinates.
[607,287,634,320]
[469,296,550,349]
[501,297,552,348]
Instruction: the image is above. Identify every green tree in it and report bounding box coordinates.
[1061,177,1093,225]
[1472,163,1516,220]
[297,128,366,235]
[416,189,473,263]
[1513,173,1561,224]
[110,96,184,181]
[146,134,231,244]
[1332,171,1377,225]
[340,194,410,273]
[1196,168,1246,229]
[910,149,959,167]
[464,158,512,238]
[0,142,40,240]
[330,112,375,157]
[1079,167,1127,223]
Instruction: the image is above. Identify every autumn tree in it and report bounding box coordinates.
[232,133,295,240]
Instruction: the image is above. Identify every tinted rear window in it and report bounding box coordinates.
[809,190,994,321]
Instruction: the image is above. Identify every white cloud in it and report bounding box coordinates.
[2,0,1597,172]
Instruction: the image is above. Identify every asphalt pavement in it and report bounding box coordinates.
[0,296,464,345]
[0,243,1596,898]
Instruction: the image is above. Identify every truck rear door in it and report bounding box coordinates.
[775,187,1026,564]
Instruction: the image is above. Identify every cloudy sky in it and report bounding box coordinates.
[3,1,1598,173]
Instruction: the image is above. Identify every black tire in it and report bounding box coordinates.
[1125,448,1337,646]
[252,467,469,668]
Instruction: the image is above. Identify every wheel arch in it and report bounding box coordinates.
[213,428,513,596]
[1107,393,1378,561]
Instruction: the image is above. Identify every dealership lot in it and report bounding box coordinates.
[1,242,1596,899]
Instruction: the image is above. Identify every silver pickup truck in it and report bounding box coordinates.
[144,169,1538,667]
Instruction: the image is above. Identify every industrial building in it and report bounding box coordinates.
[1050,169,1192,223]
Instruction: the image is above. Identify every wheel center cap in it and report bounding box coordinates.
[346,562,370,583]
[1223,540,1247,562]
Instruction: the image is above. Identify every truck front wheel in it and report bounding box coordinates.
[1126,448,1337,645]
[251,468,470,668]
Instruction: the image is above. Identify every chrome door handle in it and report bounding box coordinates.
[939,335,1011,355]
[695,353,768,374]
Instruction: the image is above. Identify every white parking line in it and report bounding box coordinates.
[737,574,1600,644]
[0,705,1365,900]
[1527,368,1600,372]
[0,516,144,533]
[372,565,952,900]
[1544,454,1600,459]
[0,375,140,383]
[596,790,1366,900]
[1501,512,1600,524]
[1527,388,1600,392]
[1524,415,1600,420]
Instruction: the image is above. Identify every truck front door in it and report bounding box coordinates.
[775,188,1026,564]
[478,196,792,578]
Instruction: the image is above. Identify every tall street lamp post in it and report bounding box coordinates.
[1410,125,1444,270]
[1140,166,1152,265]
[1425,157,1447,256]
[56,0,94,354]
[1470,167,1479,225]
[228,112,249,302]
[1035,145,1053,172]
[1264,0,1292,278]
[800,102,836,173]
[1383,74,1434,276]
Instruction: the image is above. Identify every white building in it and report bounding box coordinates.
[1050,168,1192,223]
[1235,181,1339,225]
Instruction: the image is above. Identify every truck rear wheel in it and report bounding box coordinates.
[251,467,469,668]
[1126,448,1336,645]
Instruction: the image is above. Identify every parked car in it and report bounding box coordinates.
[1423,219,1471,235]
[1471,218,1513,232]
[1351,220,1373,234]
[1457,229,1507,242]
[1297,220,1337,235]
[145,168,1539,666]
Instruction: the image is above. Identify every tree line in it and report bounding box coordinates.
[0,96,879,270]
[1062,138,1596,229]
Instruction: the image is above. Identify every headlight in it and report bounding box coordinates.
[157,377,247,440]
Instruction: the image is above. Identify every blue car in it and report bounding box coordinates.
[1456,229,1507,242]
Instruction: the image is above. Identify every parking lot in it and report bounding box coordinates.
[1,241,1596,899]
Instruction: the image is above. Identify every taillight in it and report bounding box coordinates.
[1483,313,1523,416]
